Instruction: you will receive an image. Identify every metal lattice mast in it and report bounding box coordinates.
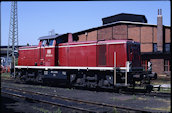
[7,1,18,66]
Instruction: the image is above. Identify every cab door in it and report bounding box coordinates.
[44,39,55,66]
[39,40,46,66]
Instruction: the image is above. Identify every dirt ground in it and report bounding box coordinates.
[1,78,171,113]
[1,94,86,113]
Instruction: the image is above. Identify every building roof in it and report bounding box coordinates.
[0,45,26,56]
[73,21,170,35]
[102,13,148,25]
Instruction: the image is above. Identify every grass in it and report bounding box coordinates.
[56,108,62,113]
[32,106,51,113]
[137,97,147,101]
[113,107,118,113]
[32,106,62,113]
[112,97,120,101]
[132,95,137,100]
[1,73,11,78]
[144,97,171,112]
[144,106,171,112]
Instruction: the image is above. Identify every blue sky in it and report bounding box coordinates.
[1,1,171,46]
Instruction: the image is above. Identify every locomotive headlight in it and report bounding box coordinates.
[148,61,152,72]
[126,61,132,72]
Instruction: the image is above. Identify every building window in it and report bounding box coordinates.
[142,59,150,71]
[164,43,170,52]
[153,43,157,52]
[164,59,170,71]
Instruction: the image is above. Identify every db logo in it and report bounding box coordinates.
[46,49,52,57]
[47,49,51,54]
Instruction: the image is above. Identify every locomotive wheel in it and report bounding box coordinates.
[20,75,27,84]
[15,73,26,84]
[36,74,43,84]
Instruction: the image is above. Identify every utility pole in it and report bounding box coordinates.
[7,1,18,76]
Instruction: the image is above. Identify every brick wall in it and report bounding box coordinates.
[98,27,112,40]
[77,24,170,44]
[78,34,86,42]
[87,30,97,41]
[141,44,153,52]
[128,25,140,42]
[165,28,171,43]
[151,59,164,75]
[141,26,153,43]
[140,26,153,52]
[153,27,157,43]
[97,25,128,40]
[113,25,127,40]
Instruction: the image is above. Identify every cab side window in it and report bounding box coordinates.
[42,40,48,46]
[48,39,54,46]
[41,39,54,46]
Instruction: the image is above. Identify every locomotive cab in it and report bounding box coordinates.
[37,33,71,66]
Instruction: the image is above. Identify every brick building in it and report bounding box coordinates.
[72,11,171,76]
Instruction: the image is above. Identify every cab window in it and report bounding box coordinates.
[49,39,54,46]
[41,39,54,46]
[42,40,47,46]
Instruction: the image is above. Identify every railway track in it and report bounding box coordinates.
[1,86,153,113]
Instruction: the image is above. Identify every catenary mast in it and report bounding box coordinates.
[7,1,18,74]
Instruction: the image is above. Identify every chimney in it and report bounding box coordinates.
[157,9,163,52]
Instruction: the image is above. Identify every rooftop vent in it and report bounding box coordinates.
[102,13,147,25]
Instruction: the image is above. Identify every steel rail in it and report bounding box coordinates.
[1,86,153,113]
[1,88,108,113]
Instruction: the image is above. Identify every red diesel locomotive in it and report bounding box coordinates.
[15,33,157,91]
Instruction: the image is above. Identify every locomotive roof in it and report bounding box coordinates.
[59,40,139,46]
[38,34,65,40]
